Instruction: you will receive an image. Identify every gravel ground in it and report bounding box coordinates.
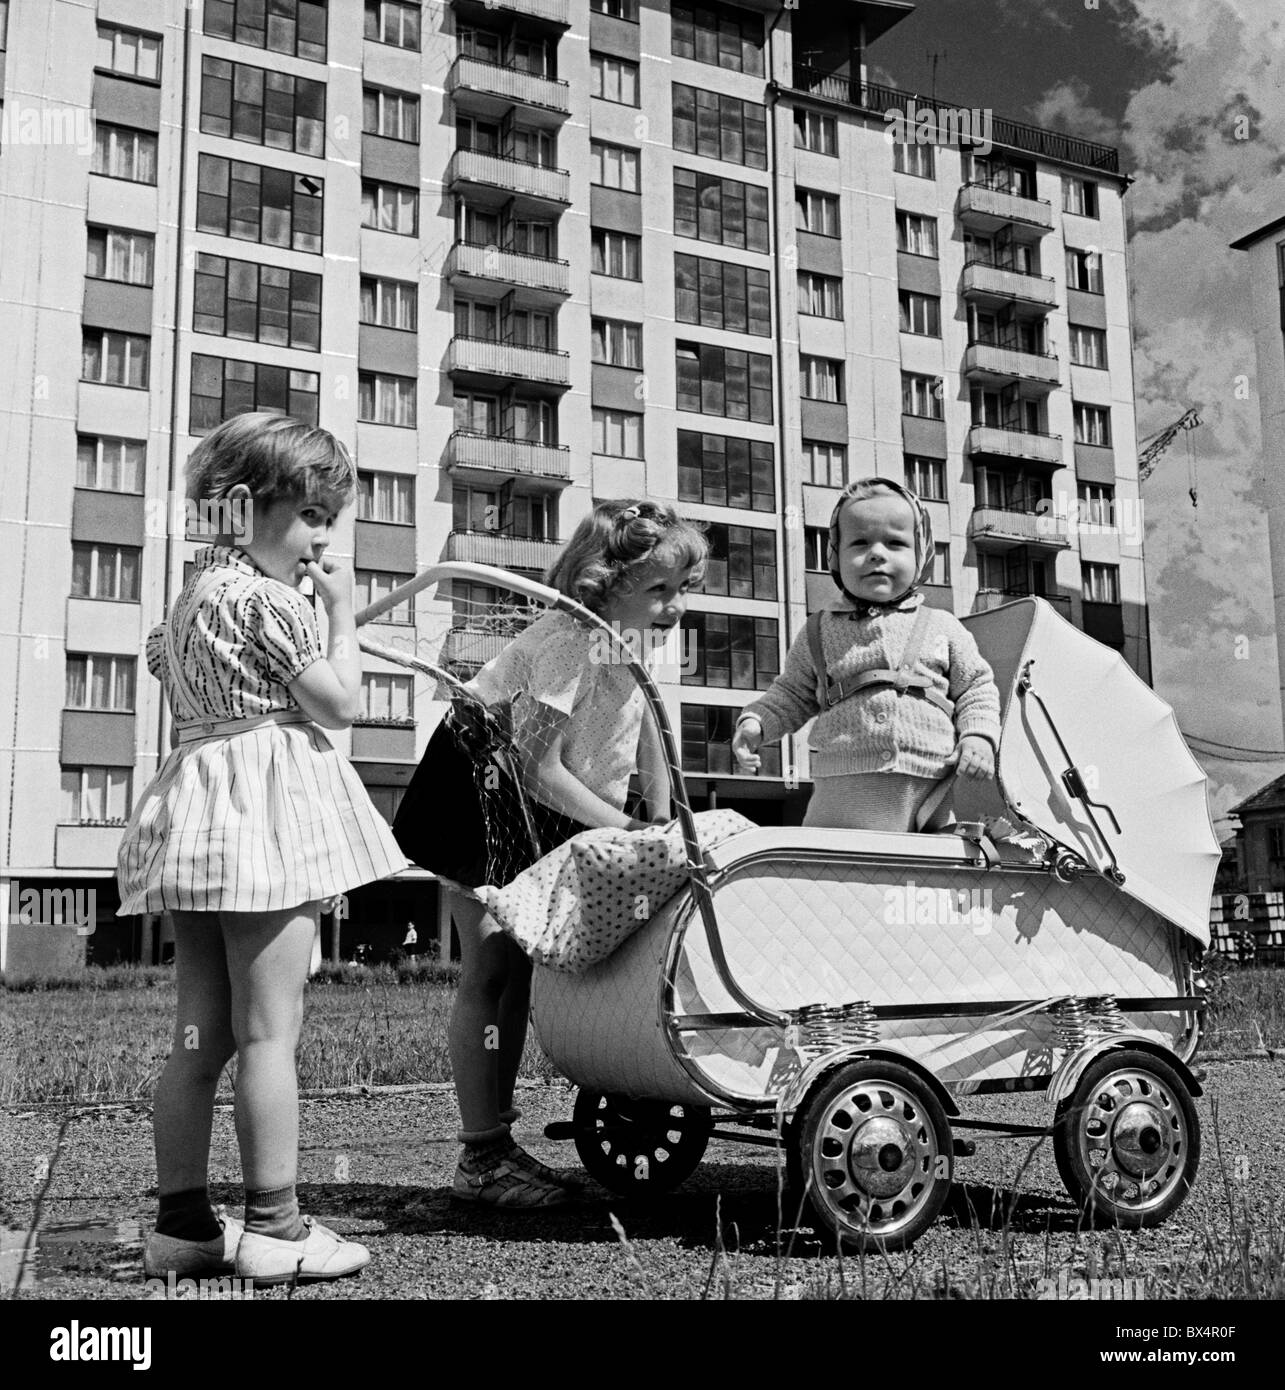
[3,1058,1283,1301]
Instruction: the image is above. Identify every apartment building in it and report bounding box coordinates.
[0,0,1147,964]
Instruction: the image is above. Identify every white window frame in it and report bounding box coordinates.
[1069,324,1107,368]
[365,0,420,50]
[1077,482,1115,527]
[1062,176,1099,217]
[363,86,419,142]
[92,124,157,183]
[359,371,416,428]
[928,542,950,587]
[1073,402,1111,446]
[361,181,418,236]
[1082,561,1120,604]
[899,290,940,336]
[800,354,843,403]
[591,139,640,192]
[590,53,639,106]
[592,407,643,458]
[359,276,417,331]
[894,141,934,178]
[76,435,145,493]
[796,188,839,237]
[82,330,149,388]
[896,210,938,258]
[71,542,141,601]
[65,653,136,711]
[591,228,641,279]
[96,23,160,81]
[798,272,842,318]
[359,672,414,722]
[358,470,414,524]
[794,109,836,155]
[355,570,413,625]
[902,372,943,420]
[802,440,846,487]
[60,766,132,825]
[86,226,155,285]
[591,316,642,368]
[905,455,946,500]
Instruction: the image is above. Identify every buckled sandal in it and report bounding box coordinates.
[452,1154,570,1209]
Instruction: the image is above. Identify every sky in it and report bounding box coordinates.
[867,0,1285,833]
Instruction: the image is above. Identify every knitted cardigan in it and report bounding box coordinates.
[739,593,1001,780]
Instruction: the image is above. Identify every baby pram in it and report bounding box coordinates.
[358,565,1218,1252]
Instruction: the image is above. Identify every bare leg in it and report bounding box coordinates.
[222,903,318,1192]
[154,911,237,1196]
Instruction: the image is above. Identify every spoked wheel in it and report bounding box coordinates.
[1054,1049,1200,1228]
[571,1090,713,1196]
[797,1060,953,1253]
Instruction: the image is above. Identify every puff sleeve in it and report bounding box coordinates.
[145,623,167,681]
[252,583,324,687]
[520,620,588,718]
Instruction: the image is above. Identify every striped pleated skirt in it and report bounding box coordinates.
[116,722,408,915]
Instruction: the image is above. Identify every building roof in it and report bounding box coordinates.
[1230,770,1285,815]
[1229,214,1285,251]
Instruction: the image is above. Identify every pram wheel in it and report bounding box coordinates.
[798,1060,953,1253]
[1053,1049,1200,1229]
[571,1091,712,1195]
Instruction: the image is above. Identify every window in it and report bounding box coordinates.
[1069,324,1107,368]
[66,654,135,711]
[896,210,938,258]
[677,431,775,511]
[356,570,413,624]
[795,109,836,155]
[1066,247,1103,293]
[194,254,321,350]
[510,218,555,258]
[591,53,639,106]
[676,254,772,335]
[591,318,642,368]
[77,436,144,493]
[893,141,934,178]
[591,228,641,279]
[672,2,763,76]
[71,543,141,601]
[1073,402,1111,447]
[683,704,780,776]
[1063,177,1099,217]
[1272,825,1285,861]
[796,188,840,237]
[968,154,1036,198]
[508,307,554,350]
[359,372,416,428]
[902,372,943,420]
[684,614,779,691]
[453,389,500,436]
[676,342,773,422]
[1082,561,1119,604]
[359,672,414,723]
[360,276,417,331]
[974,465,1049,513]
[457,25,502,64]
[453,298,500,341]
[674,169,770,252]
[453,486,552,540]
[364,1,420,50]
[800,354,843,403]
[591,140,640,192]
[804,526,828,571]
[672,85,767,169]
[61,766,131,825]
[592,407,643,458]
[802,440,846,487]
[702,523,776,600]
[905,455,946,500]
[1077,481,1115,526]
[455,113,501,156]
[363,86,419,143]
[205,0,328,62]
[82,330,149,389]
[96,23,160,81]
[592,0,638,19]
[190,355,319,433]
[197,154,323,252]
[200,57,325,156]
[928,542,950,587]
[358,470,414,524]
[92,124,157,184]
[86,227,154,286]
[798,272,842,319]
[899,290,941,336]
[362,180,417,236]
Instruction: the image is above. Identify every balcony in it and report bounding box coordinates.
[974,589,1072,620]
[445,530,562,572]
[967,423,1063,467]
[958,182,1054,234]
[447,149,570,207]
[451,0,570,25]
[961,259,1057,308]
[964,340,1060,387]
[445,240,570,297]
[443,627,512,670]
[969,506,1070,549]
[447,335,570,388]
[448,56,570,121]
[447,430,571,482]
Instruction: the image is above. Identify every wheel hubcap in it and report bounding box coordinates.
[1076,1067,1187,1211]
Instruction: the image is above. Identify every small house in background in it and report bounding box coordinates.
[1228,775,1285,892]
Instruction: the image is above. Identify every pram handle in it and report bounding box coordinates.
[356,561,792,1031]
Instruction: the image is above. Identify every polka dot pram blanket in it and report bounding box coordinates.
[476,809,756,973]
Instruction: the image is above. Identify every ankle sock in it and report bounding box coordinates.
[155,1187,222,1243]
[244,1184,308,1242]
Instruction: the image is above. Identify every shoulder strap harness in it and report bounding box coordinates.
[805,606,954,718]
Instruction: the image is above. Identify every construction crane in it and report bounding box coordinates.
[1137,407,1202,505]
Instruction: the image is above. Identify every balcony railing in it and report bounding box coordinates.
[453,0,570,24]
[964,340,1060,385]
[974,588,1072,618]
[447,335,570,386]
[448,55,571,115]
[969,505,1070,548]
[967,423,1063,466]
[443,627,512,669]
[445,530,562,571]
[446,430,571,480]
[958,181,1054,232]
[961,259,1057,306]
[447,149,570,205]
[445,240,570,295]
[788,69,1120,175]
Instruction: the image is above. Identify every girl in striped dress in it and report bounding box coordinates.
[117,413,406,1285]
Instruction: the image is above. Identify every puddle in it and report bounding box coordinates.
[1,1218,143,1290]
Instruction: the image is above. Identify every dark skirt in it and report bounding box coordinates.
[392,705,588,890]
